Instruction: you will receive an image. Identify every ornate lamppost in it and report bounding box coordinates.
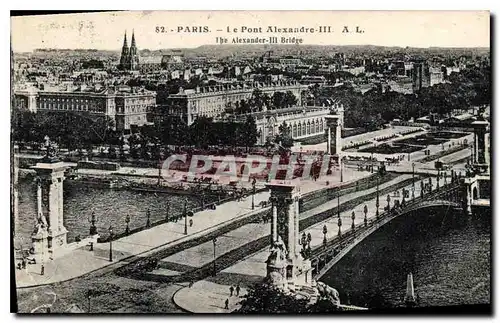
[201,189,205,210]
[351,211,356,231]
[251,177,256,210]
[184,199,188,235]
[412,162,416,188]
[337,216,342,237]
[375,176,380,218]
[165,201,170,222]
[340,159,344,183]
[146,209,151,228]
[212,237,217,277]
[363,205,368,227]
[108,226,114,262]
[322,225,328,245]
[125,214,130,234]
[420,179,425,198]
[88,211,98,236]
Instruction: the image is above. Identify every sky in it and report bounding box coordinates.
[11,11,490,52]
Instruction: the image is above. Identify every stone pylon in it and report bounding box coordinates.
[31,160,69,261]
[266,182,312,291]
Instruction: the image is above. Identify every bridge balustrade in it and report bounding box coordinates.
[309,181,462,276]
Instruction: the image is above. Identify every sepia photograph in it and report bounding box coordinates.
[9,10,491,314]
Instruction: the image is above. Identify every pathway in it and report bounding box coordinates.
[173,173,451,313]
[15,169,371,288]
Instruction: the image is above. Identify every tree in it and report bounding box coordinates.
[236,283,309,314]
[189,116,215,148]
[237,282,343,313]
[237,116,259,151]
[275,121,294,150]
[251,88,265,112]
[272,91,285,109]
[284,91,298,107]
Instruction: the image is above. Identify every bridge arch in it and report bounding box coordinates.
[312,199,463,280]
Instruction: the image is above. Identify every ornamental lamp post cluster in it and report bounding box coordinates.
[184,199,188,235]
[337,215,342,237]
[88,212,98,236]
[251,177,257,210]
[375,177,380,218]
[322,225,328,245]
[146,209,151,228]
[212,237,217,277]
[412,162,416,187]
[125,214,130,234]
[165,201,170,221]
[363,205,368,227]
[340,160,344,183]
[108,226,114,262]
[351,211,356,231]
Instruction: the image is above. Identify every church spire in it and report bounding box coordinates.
[131,29,136,47]
[119,30,130,70]
[128,29,139,70]
[123,30,128,47]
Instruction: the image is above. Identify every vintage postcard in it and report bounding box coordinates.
[10,10,491,314]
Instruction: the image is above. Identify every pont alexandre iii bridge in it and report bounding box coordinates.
[306,177,466,280]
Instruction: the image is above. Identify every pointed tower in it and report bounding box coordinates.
[119,31,130,70]
[128,30,140,70]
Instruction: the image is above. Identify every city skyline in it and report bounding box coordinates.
[11,11,490,52]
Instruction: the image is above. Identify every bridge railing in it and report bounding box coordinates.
[308,181,462,273]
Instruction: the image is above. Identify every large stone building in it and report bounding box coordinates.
[164,80,308,125]
[235,101,344,145]
[118,31,140,71]
[15,85,156,133]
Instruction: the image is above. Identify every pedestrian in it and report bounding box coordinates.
[224,298,229,309]
[236,284,240,297]
[189,281,194,288]
[189,219,193,227]
[17,263,21,270]
[21,258,26,270]
[229,285,234,297]
[41,264,45,276]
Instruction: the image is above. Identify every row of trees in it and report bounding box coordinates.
[228,89,298,115]
[324,65,490,130]
[155,115,259,149]
[12,110,117,152]
[12,111,260,158]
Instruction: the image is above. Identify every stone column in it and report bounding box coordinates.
[265,182,302,291]
[325,115,341,156]
[472,120,489,166]
[270,197,278,244]
[293,196,300,259]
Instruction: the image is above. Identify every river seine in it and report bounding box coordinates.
[321,207,491,308]
[15,177,203,248]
